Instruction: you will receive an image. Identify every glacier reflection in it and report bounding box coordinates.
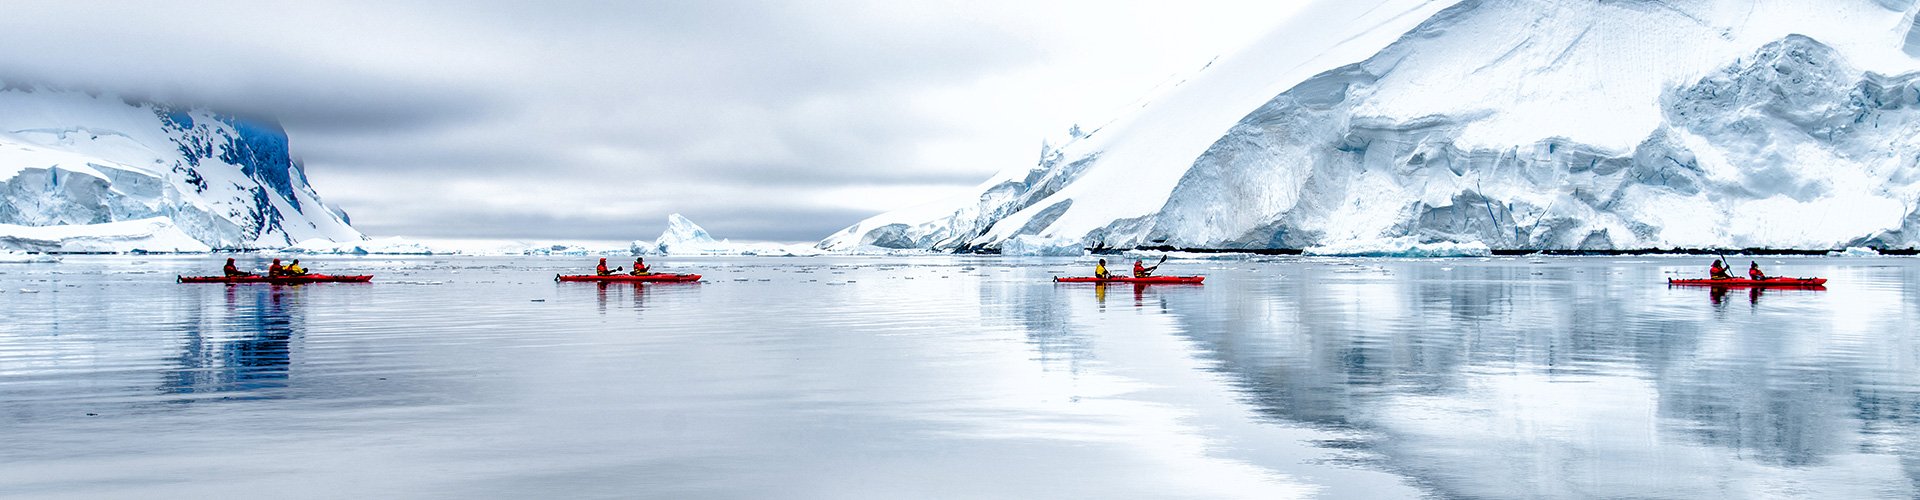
[1157,258,1920,498]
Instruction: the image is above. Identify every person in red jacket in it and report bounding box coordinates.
[1132,259,1158,278]
[1709,259,1732,280]
[629,257,651,276]
[1748,261,1768,280]
[268,258,284,277]
[223,257,253,277]
[595,258,620,276]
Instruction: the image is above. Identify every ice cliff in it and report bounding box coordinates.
[0,84,361,252]
[822,0,1920,252]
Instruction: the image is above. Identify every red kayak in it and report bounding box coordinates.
[178,274,373,284]
[1054,276,1205,284]
[1668,277,1826,287]
[556,273,701,283]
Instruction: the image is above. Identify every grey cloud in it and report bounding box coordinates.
[0,0,1066,241]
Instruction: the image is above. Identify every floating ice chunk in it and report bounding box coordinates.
[1829,247,1881,257]
[998,235,1084,256]
[1304,237,1491,258]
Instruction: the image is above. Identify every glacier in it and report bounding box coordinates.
[822,0,1920,253]
[0,84,361,252]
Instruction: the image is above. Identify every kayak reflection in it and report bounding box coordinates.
[165,284,302,398]
[1089,282,1172,311]
[594,281,649,314]
[1704,283,1824,308]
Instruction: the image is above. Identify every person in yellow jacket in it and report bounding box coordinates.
[1094,258,1110,279]
[284,259,309,276]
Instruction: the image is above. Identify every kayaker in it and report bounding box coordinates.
[1133,259,1158,278]
[285,259,308,276]
[629,257,651,276]
[222,258,253,277]
[268,258,285,277]
[595,258,623,276]
[1748,261,1767,280]
[1709,259,1732,280]
[1094,258,1110,279]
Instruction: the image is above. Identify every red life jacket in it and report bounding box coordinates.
[1749,267,1765,279]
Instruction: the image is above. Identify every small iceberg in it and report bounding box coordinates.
[997,235,1083,256]
[632,214,821,256]
[1829,246,1881,257]
[1304,237,1491,258]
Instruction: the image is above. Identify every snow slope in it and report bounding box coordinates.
[0,84,361,252]
[823,0,1920,252]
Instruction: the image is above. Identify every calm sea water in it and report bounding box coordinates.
[2,255,1917,499]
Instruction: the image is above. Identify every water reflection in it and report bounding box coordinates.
[166,285,304,398]
[1152,259,1920,497]
[591,281,650,314]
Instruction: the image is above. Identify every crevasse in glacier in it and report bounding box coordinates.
[0,84,361,251]
[822,0,1920,252]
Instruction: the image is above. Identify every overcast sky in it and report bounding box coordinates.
[0,0,1308,242]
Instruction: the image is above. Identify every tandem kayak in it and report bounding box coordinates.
[1668,277,1827,287]
[178,274,373,284]
[556,273,702,283]
[1054,276,1205,284]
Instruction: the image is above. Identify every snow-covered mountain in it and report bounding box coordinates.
[0,84,360,252]
[823,0,1920,253]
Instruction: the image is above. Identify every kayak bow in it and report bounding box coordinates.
[1667,277,1827,287]
[556,273,702,283]
[1054,276,1204,284]
[178,274,373,284]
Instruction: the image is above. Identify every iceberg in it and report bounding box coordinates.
[1829,246,1882,257]
[822,0,1920,253]
[998,235,1085,256]
[1303,237,1490,258]
[0,84,362,252]
[636,214,822,256]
